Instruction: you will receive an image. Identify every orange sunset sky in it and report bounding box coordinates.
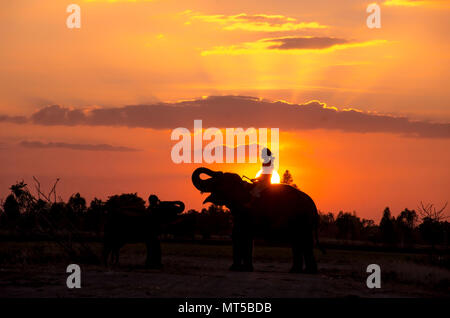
[1,0,449,221]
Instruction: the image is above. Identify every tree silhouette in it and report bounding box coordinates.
[3,194,20,220]
[395,208,418,247]
[68,193,87,214]
[86,198,106,233]
[197,204,232,239]
[89,198,105,214]
[379,207,395,245]
[335,211,362,241]
[418,202,448,222]
[282,170,298,189]
[418,202,448,250]
[2,178,449,252]
[9,181,35,214]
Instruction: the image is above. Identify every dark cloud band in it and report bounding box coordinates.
[265,36,348,50]
[2,96,449,138]
[19,140,139,152]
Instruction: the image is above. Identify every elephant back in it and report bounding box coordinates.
[105,193,146,216]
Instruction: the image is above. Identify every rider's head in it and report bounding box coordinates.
[261,147,272,161]
[148,194,159,207]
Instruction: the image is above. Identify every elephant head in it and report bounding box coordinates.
[155,200,185,222]
[192,167,250,208]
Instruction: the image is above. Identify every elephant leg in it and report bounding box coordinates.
[146,236,162,269]
[112,246,120,266]
[290,238,304,273]
[103,242,111,267]
[230,239,242,270]
[230,226,244,271]
[303,231,318,274]
[241,236,254,272]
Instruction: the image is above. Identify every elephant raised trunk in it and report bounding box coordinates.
[191,167,218,192]
[164,201,185,214]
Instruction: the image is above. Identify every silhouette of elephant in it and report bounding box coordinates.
[103,193,185,268]
[192,167,321,273]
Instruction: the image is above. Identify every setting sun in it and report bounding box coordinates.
[255,169,281,184]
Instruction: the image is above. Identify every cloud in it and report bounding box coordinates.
[29,105,87,126]
[83,0,155,3]
[383,0,450,8]
[183,11,327,31]
[200,36,387,55]
[383,0,432,7]
[384,0,424,6]
[15,96,450,138]
[19,140,139,152]
[264,36,348,50]
[0,114,28,124]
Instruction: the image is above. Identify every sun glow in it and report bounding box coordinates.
[255,169,281,184]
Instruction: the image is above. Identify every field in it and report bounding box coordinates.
[0,241,449,298]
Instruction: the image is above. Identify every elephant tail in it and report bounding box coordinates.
[314,209,326,254]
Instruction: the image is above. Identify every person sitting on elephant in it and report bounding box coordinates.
[250,147,275,198]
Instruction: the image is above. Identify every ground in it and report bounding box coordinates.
[0,241,449,297]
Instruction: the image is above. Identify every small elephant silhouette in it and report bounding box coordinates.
[103,193,184,268]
